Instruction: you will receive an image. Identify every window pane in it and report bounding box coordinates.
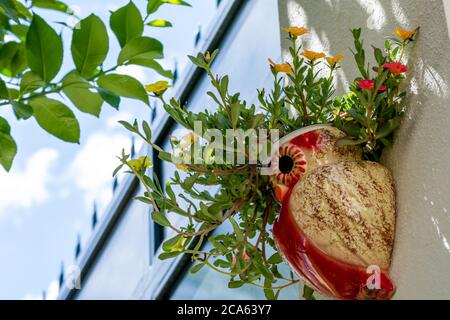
[75,185,150,300]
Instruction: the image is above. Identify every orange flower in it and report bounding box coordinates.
[302,50,326,62]
[394,27,418,41]
[326,54,344,66]
[268,58,292,73]
[282,26,309,37]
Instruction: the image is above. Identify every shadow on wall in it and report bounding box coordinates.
[278,0,450,299]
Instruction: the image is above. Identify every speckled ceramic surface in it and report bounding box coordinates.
[271,126,396,299]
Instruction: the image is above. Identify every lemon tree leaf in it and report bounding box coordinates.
[110,1,143,47]
[0,116,17,171]
[97,73,149,105]
[19,71,44,94]
[71,14,109,78]
[117,36,163,65]
[147,19,172,27]
[62,71,103,116]
[30,96,80,143]
[26,14,63,82]
[32,0,73,14]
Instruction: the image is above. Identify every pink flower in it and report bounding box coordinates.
[383,62,408,74]
[358,79,375,90]
[358,80,386,92]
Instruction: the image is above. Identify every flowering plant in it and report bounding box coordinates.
[115,27,417,299]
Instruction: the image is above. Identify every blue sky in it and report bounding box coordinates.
[0,0,219,299]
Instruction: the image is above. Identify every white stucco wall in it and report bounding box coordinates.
[278,0,450,299]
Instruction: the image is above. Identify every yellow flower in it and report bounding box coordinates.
[282,26,309,37]
[176,163,188,172]
[268,58,293,73]
[326,54,344,66]
[171,236,186,252]
[128,156,153,172]
[302,50,326,61]
[145,80,171,95]
[179,132,197,148]
[394,27,418,41]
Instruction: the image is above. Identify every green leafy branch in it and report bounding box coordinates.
[0,0,191,171]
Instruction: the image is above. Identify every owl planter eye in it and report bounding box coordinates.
[270,126,396,300]
[270,125,362,203]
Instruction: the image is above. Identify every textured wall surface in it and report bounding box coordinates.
[278,0,450,299]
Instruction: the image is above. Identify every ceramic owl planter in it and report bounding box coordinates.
[270,125,396,300]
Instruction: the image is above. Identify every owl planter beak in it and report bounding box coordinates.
[269,126,396,300]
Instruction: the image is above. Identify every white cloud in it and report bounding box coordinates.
[117,65,148,83]
[0,148,59,220]
[23,280,59,300]
[106,111,133,129]
[22,292,43,300]
[68,131,134,213]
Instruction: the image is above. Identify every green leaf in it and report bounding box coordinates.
[229,217,244,243]
[110,1,143,47]
[12,101,33,120]
[158,251,182,260]
[303,285,316,300]
[228,280,244,288]
[112,163,124,177]
[134,196,154,205]
[62,71,103,116]
[0,116,17,172]
[162,234,182,251]
[264,279,276,300]
[26,14,63,82]
[97,88,121,109]
[165,182,176,202]
[0,42,27,77]
[0,0,19,23]
[376,118,401,140]
[13,0,32,19]
[230,103,240,128]
[336,138,367,147]
[0,78,8,99]
[126,58,172,79]
[20,71,45,94]
[152,210,171,227]
[147,19,172,27]
[147,0,163,15]
[71,14,109,78]
[118,36,163,65]
[147,0,191,15]
[118,120,138,133]
[97,73,149,105]
[10,24,28,41]
[267,253,283,264]
[32,0,73,14]
[30,96,80,143]
[190,263,205,274]
[142,120,152,141]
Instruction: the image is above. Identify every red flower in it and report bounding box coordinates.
[358,79,375,90]
[358,80,387,92]
[383,62,408,74]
